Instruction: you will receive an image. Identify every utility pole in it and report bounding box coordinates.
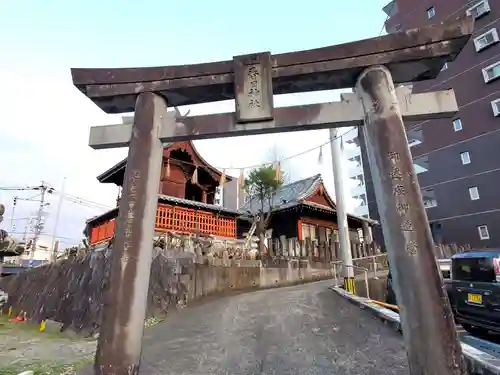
[329,128,355,293]
[30,183,48,268]
[11,197,18,232]
[51,177,66,262]
[0,203,4,276]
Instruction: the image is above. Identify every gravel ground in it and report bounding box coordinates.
[3,279,408,375]
[136,280,409,375]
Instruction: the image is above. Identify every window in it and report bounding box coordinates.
[482,61,500,83]
[453,118,462,131]
[422,189,437,208]
[491,98,500,116]
[466,0,491,19]
[478,225,490,240]
[427,6,435,19]
[469,186,480,200]
[473,28,499,52]
[441,63,448,71]
[460,151,471,165]
[453,257,494,282]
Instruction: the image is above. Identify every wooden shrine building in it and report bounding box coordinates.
[86,141,250,246]
[86,139,378,258]
[240,174,378,258]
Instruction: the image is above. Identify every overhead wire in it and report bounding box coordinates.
[172,127,357,172]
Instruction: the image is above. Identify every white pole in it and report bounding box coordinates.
[329,128,355,293]
[51,177,66,262]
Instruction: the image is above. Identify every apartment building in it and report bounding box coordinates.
[361,0,500,248]
[344,123,423,219]
[344,127,369,218]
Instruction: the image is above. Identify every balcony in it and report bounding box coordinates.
[422,189,438,209]
[343,127,359,144]
[353,205,369,217]
[383,0,401,35]
[88,195,241,246]
[350,183,367,197]
[345,145,361,160]
[347,157,363,178]
[382,0,398,18]
[414,155,429,175]
[407,126,423,148]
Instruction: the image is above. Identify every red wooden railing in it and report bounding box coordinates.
[89,204,236,245]
[90,219,116,245]
[156,204,236,238]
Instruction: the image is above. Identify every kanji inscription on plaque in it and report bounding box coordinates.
[233,52,274,123]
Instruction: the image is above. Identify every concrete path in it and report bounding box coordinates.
[134,280,409,375]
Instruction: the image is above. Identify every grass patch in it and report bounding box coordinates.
[0,315,66,340]
[0,315,95,342]
[0,357,92,375]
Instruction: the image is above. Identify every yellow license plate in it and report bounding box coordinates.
[468,293,482,304]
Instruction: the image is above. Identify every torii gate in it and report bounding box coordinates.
[72,17,473,375]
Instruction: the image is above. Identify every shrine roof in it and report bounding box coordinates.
[240,174,377,226]
[97,140,232,185]
[71,17,473,113]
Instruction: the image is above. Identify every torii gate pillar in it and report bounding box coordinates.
[356,65,467,375]
[72,16,473,375]
[93,92,167,375]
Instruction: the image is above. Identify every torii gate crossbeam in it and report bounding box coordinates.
[72,16,473,375]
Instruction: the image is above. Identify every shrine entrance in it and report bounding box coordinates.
[74,16,473,375]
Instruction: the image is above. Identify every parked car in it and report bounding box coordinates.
[449,249,500,335]
[386,259,452,306]
[386,268,397,305]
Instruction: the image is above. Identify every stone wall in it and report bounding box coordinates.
[191,257,332,299]
[0,245,333,336]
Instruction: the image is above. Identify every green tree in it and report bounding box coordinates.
[244,165,284,255]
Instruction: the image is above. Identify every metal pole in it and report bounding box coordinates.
[329,128,355,293]
[51,177,66,262]
[355,65,467,375]
[94,92,166,375]
[372,256,378,279]
[363,268,370,299]
[332,262,339,287]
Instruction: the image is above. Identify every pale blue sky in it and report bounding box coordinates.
[0,0,388,249]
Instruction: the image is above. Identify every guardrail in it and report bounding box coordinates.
[333,255,451,303]
[331,261,370,299]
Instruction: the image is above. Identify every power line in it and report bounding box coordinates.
[51,191,112,210]
[171,127,356,172]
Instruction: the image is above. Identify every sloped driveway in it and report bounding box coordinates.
[135,280,409,375]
